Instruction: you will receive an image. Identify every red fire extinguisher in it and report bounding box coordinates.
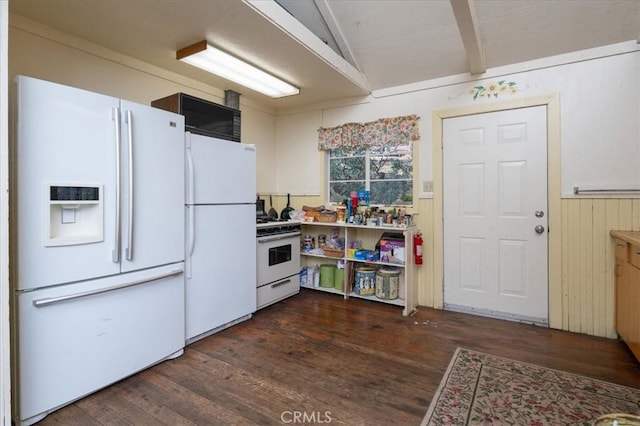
[414,232,423,265]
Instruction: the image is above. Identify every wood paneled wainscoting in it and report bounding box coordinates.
[37,289,640,425]
[412,197,640,339]
[561,198,640,338]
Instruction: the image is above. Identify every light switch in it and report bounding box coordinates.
[423,181,433,192]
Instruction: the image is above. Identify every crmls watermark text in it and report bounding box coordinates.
[281,410,333,424]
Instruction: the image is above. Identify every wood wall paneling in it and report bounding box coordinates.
[560,198,639,339]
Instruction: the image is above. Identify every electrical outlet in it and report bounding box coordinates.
[423,180,433,192]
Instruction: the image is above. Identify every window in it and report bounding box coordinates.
[318,114,419,206]
[328,140,413,205]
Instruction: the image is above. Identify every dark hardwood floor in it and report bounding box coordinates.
[37,288,640,425]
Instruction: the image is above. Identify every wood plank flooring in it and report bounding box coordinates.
[37,289,640,425]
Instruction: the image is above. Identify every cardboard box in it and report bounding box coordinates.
[379,239,405,264]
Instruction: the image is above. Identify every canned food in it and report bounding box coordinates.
[303,235,313,251]
[376,268,400,300]
[354,266,376,296]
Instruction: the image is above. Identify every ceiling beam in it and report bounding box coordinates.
[313,0,361,71]
[450,0,486,75]
[245,0,370,93]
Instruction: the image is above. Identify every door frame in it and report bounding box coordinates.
[432,94,562,329]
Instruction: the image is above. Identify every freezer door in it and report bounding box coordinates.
[15,76,121,290]
[185,204,256,341]
[185,133,256,205]
[120,101,185,273]
[15,263,185,424]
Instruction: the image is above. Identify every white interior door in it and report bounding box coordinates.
[443,106,548,324]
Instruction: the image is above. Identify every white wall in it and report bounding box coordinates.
[276,41,640,200]
[275,110,323,195]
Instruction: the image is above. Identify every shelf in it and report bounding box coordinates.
[301,252,344,261]
[348,292,405,307]
[347,258,405,268]
[300,221,417,316]
[301,283,344,295]
[302,253,404,268]
[301,221,414,231]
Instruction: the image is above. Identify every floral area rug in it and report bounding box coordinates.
[422,348,640,425]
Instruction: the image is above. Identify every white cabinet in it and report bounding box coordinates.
[300,222,418,316]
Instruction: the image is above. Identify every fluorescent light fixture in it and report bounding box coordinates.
[177,40,300,98]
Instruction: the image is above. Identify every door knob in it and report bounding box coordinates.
[535,225,545,234]
[535,211,544,218]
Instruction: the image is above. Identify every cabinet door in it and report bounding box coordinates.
[625,264,640,359]
[616,259,640,361]
[615,257,630,340]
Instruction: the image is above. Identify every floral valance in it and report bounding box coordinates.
[317,114,420,150]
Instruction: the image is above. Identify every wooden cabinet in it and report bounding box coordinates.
[300,222,418,316]
[611,232,640,362]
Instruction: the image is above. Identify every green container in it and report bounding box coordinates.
[334,268,344,290]
[320,264,335,288]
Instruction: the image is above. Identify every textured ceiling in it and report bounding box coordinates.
[9,0,639,112]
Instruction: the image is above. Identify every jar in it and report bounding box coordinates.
[318,234,327,247]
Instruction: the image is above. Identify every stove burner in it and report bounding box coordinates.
[256,220,302,237]
[256,217,292,224]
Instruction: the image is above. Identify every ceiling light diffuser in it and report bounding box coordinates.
[177,40,300,98]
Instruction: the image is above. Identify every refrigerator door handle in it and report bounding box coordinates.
[125,109,134,261]
[186,205,195,279]
[187,205,195,256]
[186,147,195,256]
[32,268,184,307]
[112,107,122,263]
[185,147,195,279]
[186,146,195,206]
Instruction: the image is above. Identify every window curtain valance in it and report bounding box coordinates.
[317,114,420,150]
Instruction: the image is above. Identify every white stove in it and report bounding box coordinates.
[255,219,301,309]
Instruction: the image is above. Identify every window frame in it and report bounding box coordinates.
[325,142,414,207]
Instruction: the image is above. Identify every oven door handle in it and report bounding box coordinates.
[257,232,301,243]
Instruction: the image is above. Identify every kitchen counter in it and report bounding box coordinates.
[610,230,640,246]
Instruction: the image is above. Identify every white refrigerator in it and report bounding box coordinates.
[185,132,257,343]
[12,76,186,426]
